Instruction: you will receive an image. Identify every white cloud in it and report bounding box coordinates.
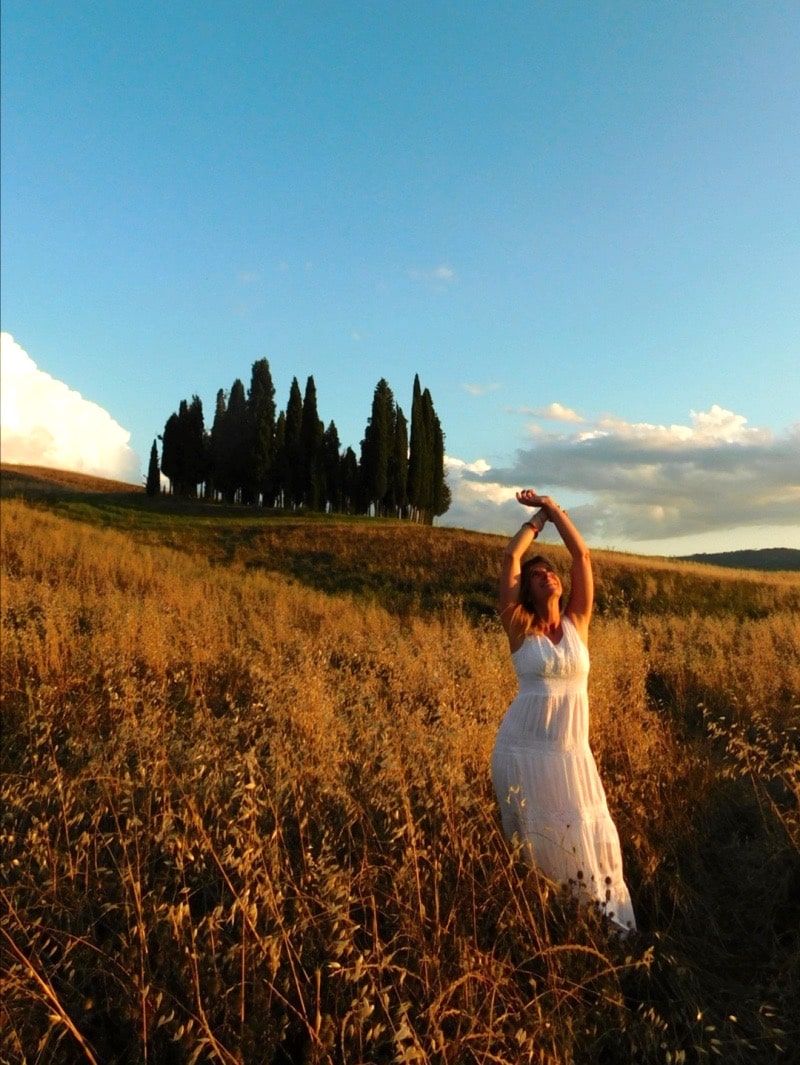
[462,382,501,396]
[441,404,800,550]
[527,402,585,423]
[0,333,141,484]
[586,405,771,448]
[446,456,492,476]
[408,263,456,285]
[443,456,523,533]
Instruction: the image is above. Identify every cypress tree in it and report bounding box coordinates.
[431,403,451,519]
[212,380,249,503]
[177,399,191,495]
[407,375,430,523]
[181,395,207,498]
[146,440,161,496]
[321,420,342,513]
[340,446,360,515]
[282,378,304,508]
[361,378,394,516]
[300,375,325,509]
[226,379,250,503]
[386,404,408,518]
[160,412,181,495]
[248,358,276,506]
[273,410,287,508]
[420,389,437,522]
[209,389,227,501]
[407,378,449,523]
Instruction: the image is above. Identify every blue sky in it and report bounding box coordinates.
[2,1,798,555]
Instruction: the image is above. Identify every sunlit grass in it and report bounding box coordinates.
[2,493,799,1063]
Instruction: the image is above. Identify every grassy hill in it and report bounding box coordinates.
[2,464,800,1064]
[3,463,799,622]
[0,462,145,496]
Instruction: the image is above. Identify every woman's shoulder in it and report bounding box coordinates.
[563,612,590,648]
[502,602,530,650]
[510,634,528,656]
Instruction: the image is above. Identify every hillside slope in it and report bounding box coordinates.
[0,462,143,496]
[3,463,799,620]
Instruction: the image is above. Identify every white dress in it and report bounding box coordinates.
[491,616,636,933]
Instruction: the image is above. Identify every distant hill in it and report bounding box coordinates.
[679,547,800,572]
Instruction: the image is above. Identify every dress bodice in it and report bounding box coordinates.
[511,616,589,695]
[497,617,591,749]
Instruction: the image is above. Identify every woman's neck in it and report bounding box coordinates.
[538,604,561,633]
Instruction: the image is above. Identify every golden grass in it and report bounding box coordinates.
[2,497,799,1064]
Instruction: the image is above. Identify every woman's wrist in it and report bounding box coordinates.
[540,498,563,519]
[523,508,548,532]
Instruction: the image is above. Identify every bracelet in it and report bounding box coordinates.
[524,508,547,533]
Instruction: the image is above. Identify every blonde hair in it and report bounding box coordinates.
[508,601,547,638]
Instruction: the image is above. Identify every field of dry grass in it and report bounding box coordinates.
[2,475,799,1064]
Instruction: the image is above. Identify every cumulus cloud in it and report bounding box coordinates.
[442,404,800,549]
[0,333,141,484]
[443,456,521,534]
[446,456,493,477]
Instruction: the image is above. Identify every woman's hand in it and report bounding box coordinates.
[516,489,554,510]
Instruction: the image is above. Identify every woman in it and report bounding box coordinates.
[491,489,636,934]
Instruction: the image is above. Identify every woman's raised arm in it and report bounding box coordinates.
[498,508,544,637]
[515,489,593,641]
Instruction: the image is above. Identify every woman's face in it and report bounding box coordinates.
[526,562,562,606]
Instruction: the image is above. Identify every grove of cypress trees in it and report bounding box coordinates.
[155,365,449,520]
